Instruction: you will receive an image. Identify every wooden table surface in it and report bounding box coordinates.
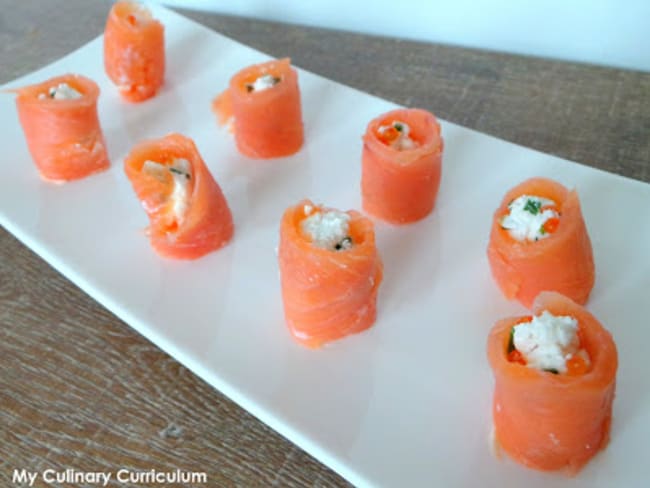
[1,1,648,486]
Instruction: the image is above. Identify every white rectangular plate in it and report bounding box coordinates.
[2,5,649,487]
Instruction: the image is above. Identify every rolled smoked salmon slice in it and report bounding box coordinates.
[487,291,617,474]
[124,133,233,259]
[278,200,383,348]
[487,177,595,309]
[212,58,304,158]
[104,1,164,102]
[13,74,110,182]
[361,108,443,224]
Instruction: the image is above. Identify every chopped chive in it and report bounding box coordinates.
[169,167,190,179]
[544,368,559,375]
[523,199,541,215]
[507,327,515,354]
[334,237,352,251]
[394,123,403,132]
[539,225,546,235]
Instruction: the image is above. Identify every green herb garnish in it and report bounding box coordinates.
[544,368,559,375]
[334,237,352,251]
[507,327,515,354]
[523,199,541,215]
[394,123,404,132]
[169,167,190,180]
[539,225,546,235]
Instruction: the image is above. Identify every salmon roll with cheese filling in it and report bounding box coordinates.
[487,177,595,308]
[278,200,383,348]
[487,291,617,474]
[104,1,165,102]
[212,58,304,158]
[124,133,233,259]
[13,74,110,182]
[361,108,443,224]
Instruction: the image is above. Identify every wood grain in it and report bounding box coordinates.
[177,9,650,184]
[1,0,648,487]
[0,227,347,487]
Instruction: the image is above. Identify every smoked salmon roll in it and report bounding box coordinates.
[124,133,233,259]
[13,74,110,182]
[104,1,164,102]
[278,200,383,348]
[487,177,595,309]
[361,108,443,224]
[212,58,304,158]
[487,291,617,474]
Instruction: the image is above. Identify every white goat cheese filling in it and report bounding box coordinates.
[513,311,589,373]
[38,83,82,100]
[142,158,192,224]
[377,120,419,150]
[247,74,281,92]
[501,195,559,241]
[302,208,353,251]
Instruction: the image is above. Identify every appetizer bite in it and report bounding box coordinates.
[487,177,595,308]
[278,200,383,348]
[212,58,304,158]
[13,74,110,182]
[361,108,443,224]
[124,133,233,259]
[104,0,165,102]
[487,291,617,474]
